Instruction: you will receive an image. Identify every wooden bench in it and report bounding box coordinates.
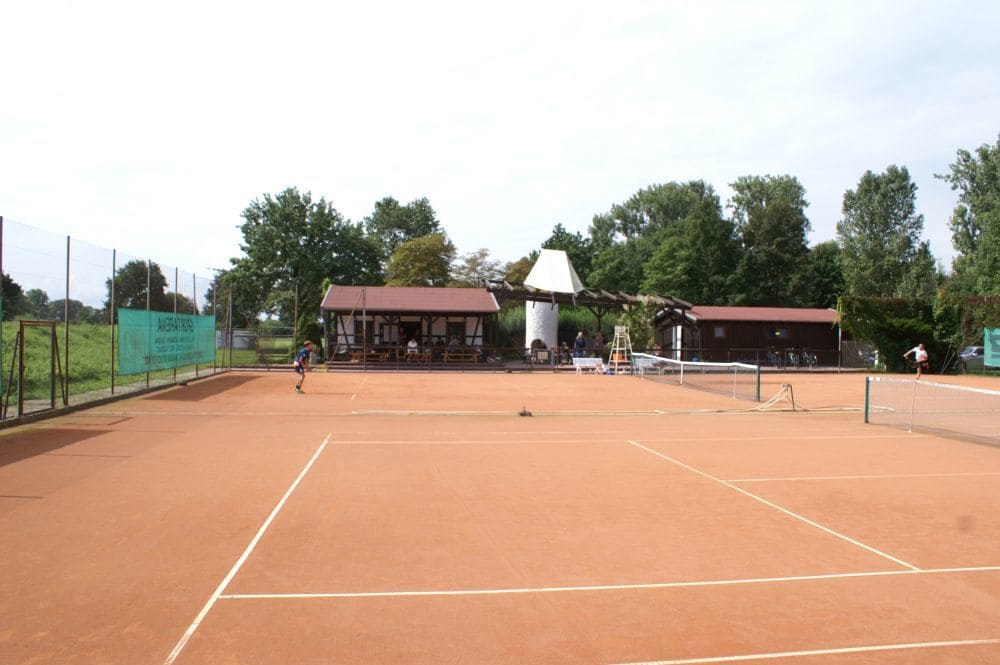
[572,357,605,374]
[405,351,431,362]
[349,351,389,363]
[443,350,479,363]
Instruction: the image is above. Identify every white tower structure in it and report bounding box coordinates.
[522,249,585,350]
[525,302,559,350]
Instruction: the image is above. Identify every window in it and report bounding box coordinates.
[713,326,726,338]
[353,320,374,345]
[446,321,465,344]
[768,326,789,340]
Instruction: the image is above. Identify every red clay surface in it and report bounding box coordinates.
[1,370,998,664]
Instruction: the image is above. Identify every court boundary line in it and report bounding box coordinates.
[610,638,1000,664]
[730,471,1000,483]
[321,433,921,445]
[626,440,921,571]
[217,566,1000,600]
[351,408,870,417]
[162,433,332,665]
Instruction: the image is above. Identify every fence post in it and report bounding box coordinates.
[227,287,233,371]
[145,260,151,389]
[173,266,178,383]
[0,215,4,412]
[193,273,199,377]
[111,249,116,395]
[64,235,70,405]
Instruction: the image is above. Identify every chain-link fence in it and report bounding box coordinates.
[1,216,231,421]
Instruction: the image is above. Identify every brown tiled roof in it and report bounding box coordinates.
[321,286,500,313]
[689,306,838,324]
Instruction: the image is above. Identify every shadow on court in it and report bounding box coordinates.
[145,374,262,402]
[0,428,109,468]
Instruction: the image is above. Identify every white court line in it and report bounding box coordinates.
[322,433,919,446]
[350,373,367,401]
[640,433,922,443]
[218,566,1000,600]
[611,638,1000,665]
[626,440,921,571]
[328,439,636,445]
[162,433,332,665]
[731,471,1000,483]
[116,411,343,417]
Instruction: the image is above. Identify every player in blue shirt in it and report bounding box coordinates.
[294,340,313,393]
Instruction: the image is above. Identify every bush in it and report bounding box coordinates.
[496,304,611,349]
[838,296,941,372]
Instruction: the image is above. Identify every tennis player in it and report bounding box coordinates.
[903,342,929,380]
[294,340,313,393]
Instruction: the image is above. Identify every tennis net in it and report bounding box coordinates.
[631,353,761,402]
[865,377,1000,445]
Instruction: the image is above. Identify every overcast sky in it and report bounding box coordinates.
[3,0,999,292]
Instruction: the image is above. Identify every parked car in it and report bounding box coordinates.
[956,345,985,371]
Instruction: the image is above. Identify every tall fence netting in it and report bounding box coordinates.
[1,218,231,420]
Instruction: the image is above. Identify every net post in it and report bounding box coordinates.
[755,365,761,402]
[908,380,917,433]
[864,377,870,423]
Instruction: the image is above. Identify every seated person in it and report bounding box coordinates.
[559,341,571,362]
[407,337,419,354]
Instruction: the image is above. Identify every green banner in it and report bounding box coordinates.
[118,309,216,375]
[986,327,1000,368]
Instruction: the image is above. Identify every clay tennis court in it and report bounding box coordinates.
[2,370,999,664]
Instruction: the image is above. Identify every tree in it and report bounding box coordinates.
[838,296,938,372]
[214,263,268,329]
[1,273,27,320]
[897,242,941,299]
[729,175,812,306]
[24,288,50,318]
[238,187,383,328]
[605,182,713,241]
[641,183,740,303]
[166,292,198,315]
[364,197,444,267]
[837,165,934,298]
[450,248,504,287]
[203,270,243,324]
[503,256,535,285]
[385,234,455,286]
[49,299,102,323]
[588,213,618,258]
[104,260,172,315]
[936,134,1000,294]
[541,224,593,281]
[587,238,650,293]
[586,181,727,294]
[801,241,845,309]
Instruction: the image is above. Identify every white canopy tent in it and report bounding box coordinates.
[524,248,584,294]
